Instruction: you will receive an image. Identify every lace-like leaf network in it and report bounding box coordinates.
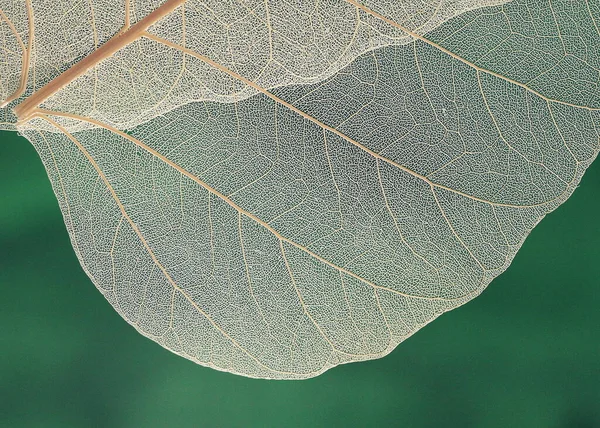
[0,0,598,379]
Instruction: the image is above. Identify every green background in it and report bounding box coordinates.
[0,128,598,428]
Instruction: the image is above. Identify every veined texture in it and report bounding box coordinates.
[1,0,599,378]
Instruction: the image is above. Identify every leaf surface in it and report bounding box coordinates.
[1,0,599,378]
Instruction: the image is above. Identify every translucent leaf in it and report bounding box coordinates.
[1,0,598,378]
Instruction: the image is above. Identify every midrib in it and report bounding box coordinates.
[13,0,186,121]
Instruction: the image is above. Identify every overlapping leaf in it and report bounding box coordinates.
[1,0,599,378]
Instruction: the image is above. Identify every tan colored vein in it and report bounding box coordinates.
[343,0,599,112]
[323,130,343,228]
[375,158,438,272]
[278,239,339,355]
[431,185,485,271]
[32,107,460,303]
[477,70,573,185]
[0,0,33,107]
[141,32,561,210]
[237,212,273,335]
[122,0,131,32]
[110,216,125,292]
[87,0,99,49]
[586,0,600,37]
[372,287,395,345]
[14,0,187,120]
[39,114,301,378]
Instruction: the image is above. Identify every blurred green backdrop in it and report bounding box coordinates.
[0,128,598,428]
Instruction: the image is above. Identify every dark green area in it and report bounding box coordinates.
[0,128,598,428]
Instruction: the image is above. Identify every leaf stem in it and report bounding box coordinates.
[13,0,186,121]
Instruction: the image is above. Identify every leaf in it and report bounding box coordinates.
[1,0,599,379]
